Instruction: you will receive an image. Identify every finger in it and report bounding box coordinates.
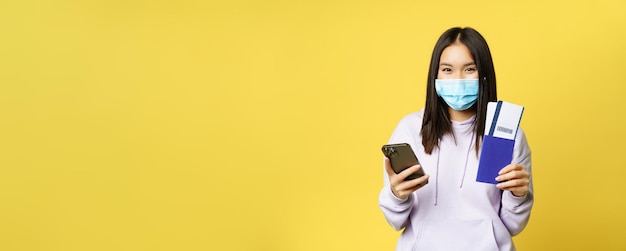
[393,174,430,199]
[399,183,422,197]
[397,165,422,180]
[395,174,430,191]
[409,174,430,188]
[498,163,524,175]
[496,178,528,189]
[496,169,529,182]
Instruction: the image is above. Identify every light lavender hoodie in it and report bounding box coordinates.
[379,110,533,251]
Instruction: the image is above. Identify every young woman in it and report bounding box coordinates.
[378,27,533,251]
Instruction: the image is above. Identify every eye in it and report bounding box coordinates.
[465,67,476,72]
[440,68,452,72]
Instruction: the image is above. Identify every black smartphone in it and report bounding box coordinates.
[381,143,427,183]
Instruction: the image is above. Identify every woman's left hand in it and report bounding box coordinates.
[495,164,530,197]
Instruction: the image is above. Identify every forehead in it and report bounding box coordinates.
[440,42,474,64]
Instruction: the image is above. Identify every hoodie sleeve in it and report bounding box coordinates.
[378,114,419,231]
[499,128,534,236]
[378,159,415,231]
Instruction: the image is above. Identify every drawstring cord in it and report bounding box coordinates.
[459,131,475,188]
[434,130,475,206]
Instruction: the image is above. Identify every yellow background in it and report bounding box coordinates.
[1,0,625,250]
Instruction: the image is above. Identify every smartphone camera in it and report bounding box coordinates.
[382,146,398,158]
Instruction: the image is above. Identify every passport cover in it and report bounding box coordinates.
[476,135,515,184]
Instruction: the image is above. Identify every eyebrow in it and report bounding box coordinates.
[439,62,476,67]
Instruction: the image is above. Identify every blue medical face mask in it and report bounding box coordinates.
[435,79,479,111]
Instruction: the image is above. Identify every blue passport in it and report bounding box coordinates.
[476,101,523,184]
[476,135,514,184]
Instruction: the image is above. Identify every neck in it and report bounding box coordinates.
[448,107,476,122]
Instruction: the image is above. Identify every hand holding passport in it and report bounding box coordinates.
[476,101,524,184]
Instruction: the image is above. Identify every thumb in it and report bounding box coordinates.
[384,157,395,177]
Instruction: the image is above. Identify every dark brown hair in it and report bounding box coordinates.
[421,27,497,155]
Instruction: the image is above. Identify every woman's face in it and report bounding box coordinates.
[437,42,478,80]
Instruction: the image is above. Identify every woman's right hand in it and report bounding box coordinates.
[385,157,430,200]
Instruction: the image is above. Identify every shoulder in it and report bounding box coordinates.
[513,127,532,162]
[388,109,425,144]
[395,109,425,129]
[515,127,529,147]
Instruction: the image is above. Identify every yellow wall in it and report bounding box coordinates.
[1,0,625,250]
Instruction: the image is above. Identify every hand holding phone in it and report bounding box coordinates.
[382,143,428,184]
